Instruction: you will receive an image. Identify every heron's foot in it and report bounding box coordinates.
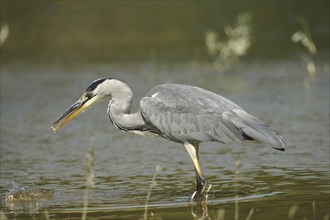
[191,178,208,201]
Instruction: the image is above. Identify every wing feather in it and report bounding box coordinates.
[140,84,240,142]
[140,84,285,150]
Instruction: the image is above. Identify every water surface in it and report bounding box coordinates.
[0,61,329,219]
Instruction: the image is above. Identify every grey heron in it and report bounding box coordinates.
[51,78,285,199]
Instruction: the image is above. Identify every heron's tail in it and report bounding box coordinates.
[222,109,285,151]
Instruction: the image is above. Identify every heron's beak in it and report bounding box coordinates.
[51,95,97,133]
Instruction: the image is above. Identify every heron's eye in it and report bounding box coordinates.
[85,92,93,99]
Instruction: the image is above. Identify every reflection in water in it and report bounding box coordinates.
[190,200,209,220]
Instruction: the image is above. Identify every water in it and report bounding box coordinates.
[0,61,329,219]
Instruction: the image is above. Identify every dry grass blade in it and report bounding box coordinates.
[288,204,299,219]
[144,165,161,220]
[246,207,255,220]
[82,138,95,220]
[235,159,242,220]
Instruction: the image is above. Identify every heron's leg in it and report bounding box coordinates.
[184,142,207,199]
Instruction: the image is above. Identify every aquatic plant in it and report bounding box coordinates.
[291,28,318,89]
[205,12,253,72]
[0,23,9,47]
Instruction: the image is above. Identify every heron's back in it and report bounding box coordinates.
[140,84,285,151]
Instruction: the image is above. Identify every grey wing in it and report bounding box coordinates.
[222,109,285,150]
[140,84,285,150]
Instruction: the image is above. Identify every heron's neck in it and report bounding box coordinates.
[107,83,145,130]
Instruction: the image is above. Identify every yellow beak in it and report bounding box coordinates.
[51,97,89,133]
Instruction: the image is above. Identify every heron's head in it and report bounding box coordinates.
[51,78,115,133]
